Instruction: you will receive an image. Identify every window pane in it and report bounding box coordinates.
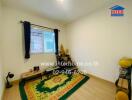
[43,31,55,53]
[31,27,56,54]
[31,28,43,53]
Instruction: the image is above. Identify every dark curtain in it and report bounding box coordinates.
[23,21,31,59]
[54,29,59,55]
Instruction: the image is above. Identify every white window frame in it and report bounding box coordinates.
[30,26,56,54]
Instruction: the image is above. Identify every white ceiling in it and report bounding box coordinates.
[2,0,119,24]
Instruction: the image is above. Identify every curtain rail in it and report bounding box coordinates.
[20,21,60,31]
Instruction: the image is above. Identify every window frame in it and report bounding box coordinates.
[30,26,56,54]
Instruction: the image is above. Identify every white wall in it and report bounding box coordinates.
[2,6,67,80]
[67,0,132,82]
[0,0,5,99]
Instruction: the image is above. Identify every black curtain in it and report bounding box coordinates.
[54,29,59,55]
[23,21,31,59]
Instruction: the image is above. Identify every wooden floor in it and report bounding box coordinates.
[3,75,116,100]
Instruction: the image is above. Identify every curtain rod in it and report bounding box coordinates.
[20,21,60,32]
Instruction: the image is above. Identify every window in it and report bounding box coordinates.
[31,26,55,53]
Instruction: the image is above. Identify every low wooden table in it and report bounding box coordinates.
[21,70,43,80]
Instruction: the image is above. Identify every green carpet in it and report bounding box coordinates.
[19,73,89,100]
